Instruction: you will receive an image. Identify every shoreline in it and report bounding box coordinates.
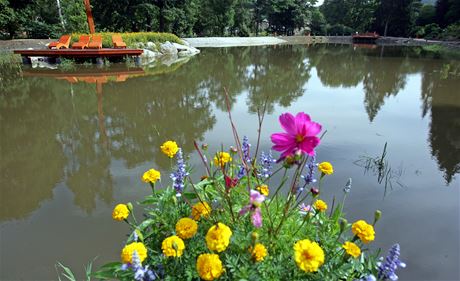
[1,36,459,51]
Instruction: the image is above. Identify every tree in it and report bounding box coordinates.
[417,4,436,26]
[195,0,237,35]
[435,0,460,28]
[61,0,88,33]
[267,0,315,35]
[374,0,421,37]
[232,0,253,36]
[321,0,378,33]
[310,8,326,35]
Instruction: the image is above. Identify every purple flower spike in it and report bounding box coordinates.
[237,136,251,179]
[258,151,275,179]
[170,148,189,194]
[377,244,406,281]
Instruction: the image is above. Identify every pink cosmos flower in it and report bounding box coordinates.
[271,112,322,159]
[239,190,265,228]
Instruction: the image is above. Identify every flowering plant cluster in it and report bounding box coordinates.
[95,112,405,281]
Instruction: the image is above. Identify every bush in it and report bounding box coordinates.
[423,23,442,40]
[68,32,183,48]
[86,111,405,281]
[441,22,460,40]
[26,21,60,39]
[327,24,354,36]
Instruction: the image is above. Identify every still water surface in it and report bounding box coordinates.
[0,45,459,280]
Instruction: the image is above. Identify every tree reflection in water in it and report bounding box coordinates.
[0,45,459,221]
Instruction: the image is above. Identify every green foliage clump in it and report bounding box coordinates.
[87,113,400,280]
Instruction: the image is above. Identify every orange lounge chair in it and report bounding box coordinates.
[88,35,102,49]
[112,34,127,48]
[72,35,91,49]
[48,35,71,49]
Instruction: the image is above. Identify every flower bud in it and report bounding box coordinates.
[339,218,348,233]
[230,146,238,154]
[310,187,320,197]
[374,210,382,225]
[283,155,295,168]
[251,232,259,242]
[201,143,208,150]
[126,202,133,213]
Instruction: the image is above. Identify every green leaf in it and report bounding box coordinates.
[138,219,155,231]
[182,192,197,200]
[56,262,77,281]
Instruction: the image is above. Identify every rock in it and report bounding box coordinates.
[172,42,200,57]
[159,41,178,55]
[159,54,179,66]
[142,49,160,58]
[140,49,161,65]
[146,41,156,50]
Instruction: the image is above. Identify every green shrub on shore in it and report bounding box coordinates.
[68,32,183,48]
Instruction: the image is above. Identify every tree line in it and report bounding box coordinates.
[0,0,459,39]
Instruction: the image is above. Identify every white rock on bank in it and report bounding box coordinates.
[146,41,156,50]
[159,41,178,55]
[172,42,200,57]
[142,49,161,58]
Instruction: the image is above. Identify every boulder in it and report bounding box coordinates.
[146,41,156,50]
[172,42,200,57]
[159,41,178,55]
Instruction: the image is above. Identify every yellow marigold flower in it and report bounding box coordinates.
[313,199,328,212]
[191,202,212,220]
[293,239,325,272]
[352,220,375,244]
[160,140,179,158]
[213,152,232,166]
[205,222,232,252]
[256,184,269,196]
[175,217,198,239]
[161,235,185,257]
[112,204,130,221]
[196,253,224,281]
[120,242,147,264]
[318,162,334,175]
[251,243,268,262]
[142,168,161,183]
[342,241,361,258]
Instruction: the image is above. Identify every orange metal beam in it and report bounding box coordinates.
[83,0,96,34]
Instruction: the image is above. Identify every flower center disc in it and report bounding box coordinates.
[296,134,304,143]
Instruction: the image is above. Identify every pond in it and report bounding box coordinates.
[0,44,459,280]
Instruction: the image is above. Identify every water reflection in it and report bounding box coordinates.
[1,44,459,223]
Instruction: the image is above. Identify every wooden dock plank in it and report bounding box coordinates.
[13,48,143,58]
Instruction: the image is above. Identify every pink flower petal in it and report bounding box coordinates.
[299,137,320,155]
[279,113,297,135]
[251,208,262,228]
[295,112,311,131]
[239,205,251,216]
[305,121,322,137]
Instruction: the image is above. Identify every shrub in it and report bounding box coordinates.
[88,111,405,281]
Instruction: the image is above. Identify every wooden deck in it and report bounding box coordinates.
[14,48,143,61]
[352,33,380,44]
